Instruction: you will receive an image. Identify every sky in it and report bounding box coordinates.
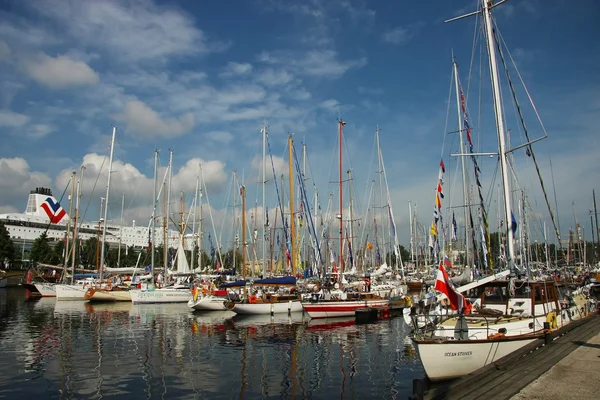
[0,0,599,250]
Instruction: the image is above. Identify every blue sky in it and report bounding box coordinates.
[0,0,598,248]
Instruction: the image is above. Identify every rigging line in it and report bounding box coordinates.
[78,154,108,226]
[492,22,560,248]
[42,179,71,242]
[441,66,454,160]
[466,2,481,97]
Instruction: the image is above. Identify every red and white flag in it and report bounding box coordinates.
[435,258,471,314]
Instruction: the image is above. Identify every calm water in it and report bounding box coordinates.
[0,288,424,399]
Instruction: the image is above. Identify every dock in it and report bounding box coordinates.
[412,312,600,400]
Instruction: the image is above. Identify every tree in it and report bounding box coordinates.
[0,221,15,269]
[30,233,53,264]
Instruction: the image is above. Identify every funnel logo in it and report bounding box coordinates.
[41,197,66,224]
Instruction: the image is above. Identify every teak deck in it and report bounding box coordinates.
[413,312,600,400]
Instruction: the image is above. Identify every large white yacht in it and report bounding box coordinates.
[0,187,184,250]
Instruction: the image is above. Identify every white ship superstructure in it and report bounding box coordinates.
[0,188,188,250]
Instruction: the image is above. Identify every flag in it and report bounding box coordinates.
[41,197,67,224]
[147,228,152,250]
[388,206,396,239]
[430,221,437,236]
[436,194,441,209]
[265,206,269,227]
[525,147,531,157]
[511,211,518,234]
[439,159,445,174]
[435,261,471,313]
[452,212,457,241]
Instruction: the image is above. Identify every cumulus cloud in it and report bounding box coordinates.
[31,0,229,63]
[24,53,100,89]
[0,158,52,209]
[117,99,195,138]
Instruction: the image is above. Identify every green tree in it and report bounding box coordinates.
[30,233,53,264]
[52,240,65,265]
[0,221,16,268]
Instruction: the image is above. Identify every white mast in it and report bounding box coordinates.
[99,127,116,278]
[483,0,515,269]
[166,150,173,270]
[151,150,158,284]
[70,166,84,284]
[191,174,199,271]
[452,60,471,265]
[261,124,267,276]
[117,192,125,267]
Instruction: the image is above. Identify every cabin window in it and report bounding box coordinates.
[513,285,532,298]
[484,286,508,303]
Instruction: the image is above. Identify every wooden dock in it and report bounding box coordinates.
[412,312,600,400]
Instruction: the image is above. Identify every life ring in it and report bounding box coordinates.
[249,295,257,304]
[546,312,558,330]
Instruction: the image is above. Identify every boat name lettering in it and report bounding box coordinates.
[444,351,472,357]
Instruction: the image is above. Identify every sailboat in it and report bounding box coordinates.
[228,136,303,315]
[413,0,593,381]
[302,121,390,319]
[130,157,194,304]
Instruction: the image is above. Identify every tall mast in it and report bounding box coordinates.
[198,164,203,273]
[63,171,76,271]
[376,126,387,263]
[191,174,199,271]
[483,0,515,268]
[151,150,158,285]
[452,59,471,265]
[117,192,125,267]
[592,189,600,257]
[70,166,84,284]
[409,201,415,265]
[233,170,237,273]
[338,120,345,275]
[241,185,247,296]
[288,135,296,276]
[262,125,267,276]
[99,127,116,279]
[165,150,173,270]
[348,169,354,271]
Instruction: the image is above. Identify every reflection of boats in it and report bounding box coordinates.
[231,312,306,327]
[84,301,133,314]
[32,297,56,311]
[306,317,356,331]
[128,303,191,318]
[54,300,88,315]
[193,310,236,323]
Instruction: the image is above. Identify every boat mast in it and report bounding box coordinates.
[233,170,238,273]
[452,59,471,265]
[338,120,345,278]
[191,174,199,271]
[151,150,158,285]
[483,0,515,269]
[63,171,76,273]
[241,184,247,297]
[70,166,84,284]
[288,135,296,276]
[262,125,267,277]
[99,127,116,280]
[117,192,125,268]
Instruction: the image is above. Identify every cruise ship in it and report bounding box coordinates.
[0,187,188,251]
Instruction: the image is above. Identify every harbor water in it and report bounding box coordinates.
[0,288,424,399]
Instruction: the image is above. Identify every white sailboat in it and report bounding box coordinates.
[413,0,591,381]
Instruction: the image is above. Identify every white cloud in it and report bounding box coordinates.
[117,99,195,138]
[220,62,253,77]
[26,124,55,139]
[0,158,52,209]
[32,0,229,63]
[0,110,29,127]
[382,27,411,45]
[24,53,99,89]
[256,68,293,86]
[258,50,367,78]
[205,131,234,144]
